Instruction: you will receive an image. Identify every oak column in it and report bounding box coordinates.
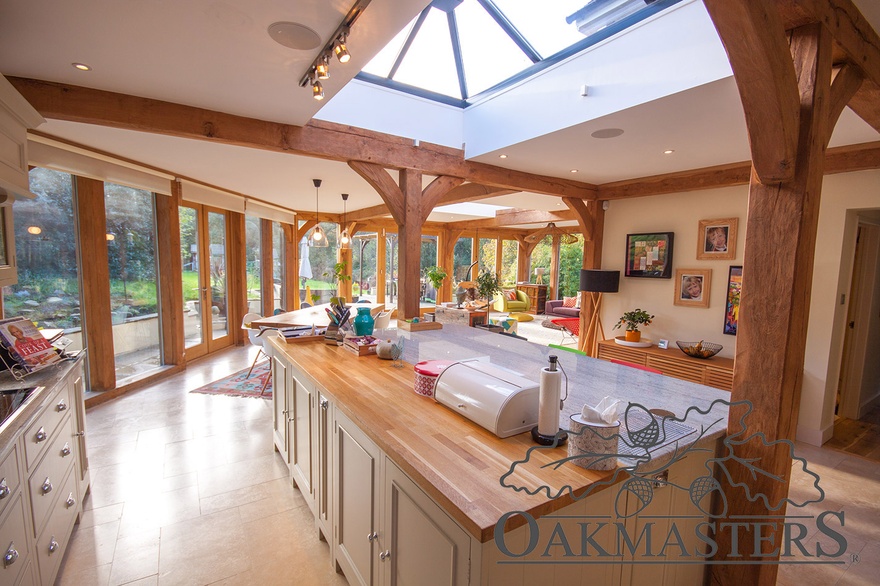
[156,179,185,366]
[75,176,115,391]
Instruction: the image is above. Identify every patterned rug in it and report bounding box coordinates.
[190,361,272,399]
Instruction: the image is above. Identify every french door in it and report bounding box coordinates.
[180,204,232,359]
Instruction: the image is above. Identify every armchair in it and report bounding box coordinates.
[493,289,531,313]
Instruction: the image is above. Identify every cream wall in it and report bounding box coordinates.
[599,169,880,446]
[600,184,748,360]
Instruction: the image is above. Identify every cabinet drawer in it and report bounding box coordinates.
[35,469,77,586]
[23,384,72,471]
[0,494,30,586]
[646,356,703,384]
[28,416,75,537]
[0,445,20,520]
[597,344,647,365]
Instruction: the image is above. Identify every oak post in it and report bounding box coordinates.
[75,176,115,391]
[260,218,273,316]
[710,22,833,585]
[156,180,185,365]
[397,168,423,319]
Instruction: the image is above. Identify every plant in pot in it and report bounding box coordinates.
[614,308,654,342]
[475,270,503,331]
[424,265,447,304]
[324,262,351,305]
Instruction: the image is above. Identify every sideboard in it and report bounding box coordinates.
[515,284,547,315]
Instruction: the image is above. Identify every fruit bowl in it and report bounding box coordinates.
[676,340,722,359]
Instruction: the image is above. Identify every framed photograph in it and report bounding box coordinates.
[657,339,669,350]
[697,218,737,260]
[624,232,674,278]
[674,268,711,308]
[723,266,743,335]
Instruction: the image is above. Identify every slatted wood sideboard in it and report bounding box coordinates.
[597,339,734,391]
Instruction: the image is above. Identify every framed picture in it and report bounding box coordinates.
[624,232,674,278]
[724,266,743,335]
[697,218,737,261]
[674,268,711,308]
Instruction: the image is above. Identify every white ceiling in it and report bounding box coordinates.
[0,0,878,222]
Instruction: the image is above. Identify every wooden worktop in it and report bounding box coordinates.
[269,327,729,543]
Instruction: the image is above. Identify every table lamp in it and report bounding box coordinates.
[534,267,546,285]
[579,269,620,357]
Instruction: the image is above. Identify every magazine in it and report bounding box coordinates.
[0,318,62,372]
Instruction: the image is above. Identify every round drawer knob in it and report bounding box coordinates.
[0,479,9,500]
[56,400,67,412]
[41,478,53,494]
[48,537,59,554]
[61,442,72,457]
[35,427,47,443]
[66,493,76,508]
[3,544,18,567]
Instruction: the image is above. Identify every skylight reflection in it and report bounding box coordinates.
[362,20,416,77]
[394,8,460,98]
[458,0,533,95]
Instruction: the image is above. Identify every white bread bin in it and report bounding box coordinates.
[433,360,539,438]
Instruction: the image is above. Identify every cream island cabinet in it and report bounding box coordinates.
[265,327,728,586]
[0,355,89,586]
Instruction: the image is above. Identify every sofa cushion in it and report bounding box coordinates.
[563,296,577,308]
[503,288,518,301]
[554,306,580,318]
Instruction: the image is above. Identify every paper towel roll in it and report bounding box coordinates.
[538,366,562,436]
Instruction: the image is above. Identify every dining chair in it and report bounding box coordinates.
[373,310,393,330]
[242,312,269,379]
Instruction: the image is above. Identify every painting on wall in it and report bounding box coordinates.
[674,268,711,308]
[723,266,743,335]
[697,217,738,261]
[624,232,674,278]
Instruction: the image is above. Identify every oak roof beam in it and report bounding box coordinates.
[8,77,597,199]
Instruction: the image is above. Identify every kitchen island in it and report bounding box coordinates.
[264,324,729,586]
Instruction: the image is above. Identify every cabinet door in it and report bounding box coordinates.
[270,355,290,466]
[70,363,89,504]
[334,410,381,586]
[382,459,470,586]
[290,372,315,514]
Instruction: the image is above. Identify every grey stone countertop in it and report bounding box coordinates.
[384,324,732,466]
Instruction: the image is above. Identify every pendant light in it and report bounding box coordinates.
[310,179,328,247]
[340,193,350,247]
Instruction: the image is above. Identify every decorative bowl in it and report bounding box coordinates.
[676,341,722,359]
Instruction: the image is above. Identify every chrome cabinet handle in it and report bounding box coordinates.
[379,550,391,561]
[35,427,47,442]
[41,478,53,494]
[367,532,378,542]
[74,430,85,437]
[3,543,17,567]
[66,493,76,508]
[61,442,71,457]
[48,537,59,554]
[320,399,329,410]
[0,479,8,499]
[56,400,67,412]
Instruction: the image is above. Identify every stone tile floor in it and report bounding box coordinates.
[56,343,879,585]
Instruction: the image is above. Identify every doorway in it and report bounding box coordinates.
[180,204,232,360]
[828,220,880,460]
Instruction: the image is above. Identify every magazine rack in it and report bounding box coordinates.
[0,345,77,381]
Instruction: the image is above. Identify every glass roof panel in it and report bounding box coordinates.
[457,0,534,96]
[361,20,416,78]
[491,0,588,57]
[393,8,460,99]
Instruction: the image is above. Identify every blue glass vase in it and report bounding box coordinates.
[353,307,375,336]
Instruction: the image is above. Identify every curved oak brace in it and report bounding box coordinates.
[704,0,801,183]
[348,161,405,223]
[421,176,465,224]
[828,64,865,144]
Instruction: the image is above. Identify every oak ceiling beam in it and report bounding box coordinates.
[9,77,597,199]
[704,0,801,183]
[450,208,575,230]
[847,78,880,133]
[345,182,518,222]
[597,140,880,199]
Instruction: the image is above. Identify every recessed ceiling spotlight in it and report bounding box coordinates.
[591,128,624,139]
[570,169,578,173]
[663,149,675,155]
[72,63,92,71]
[499,154,508,159]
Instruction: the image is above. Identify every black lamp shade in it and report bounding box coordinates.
[580,269,620,293]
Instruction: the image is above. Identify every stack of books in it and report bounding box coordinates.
[0,317,62,373]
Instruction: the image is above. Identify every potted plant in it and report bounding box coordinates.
[324,261,351,305]
[424,265,447,303]
[614,308,654,342]
[475,270,503,331]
